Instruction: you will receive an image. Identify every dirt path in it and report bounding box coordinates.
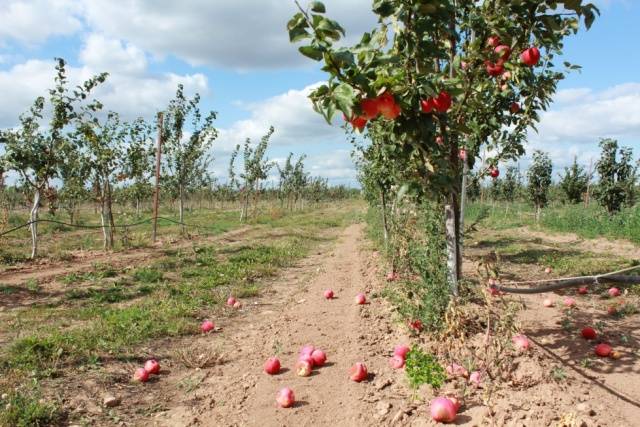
[150,224,414,427]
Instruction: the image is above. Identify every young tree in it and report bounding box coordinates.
[162,84,218,227]
[76,112,127,249]
[594,138,638,213]
[558,156,589,204]
[499,165,521,202]
[0,59,107,258]
[235,127,275,222]
[58,142,91,225]
[527,150,553,222]
[121,118,155,216]
[289,0,597,293]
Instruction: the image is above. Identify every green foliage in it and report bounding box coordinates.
[559,156,590,204]
[404,346,446,389]
[527,150,553,212]
[594,138,638,214]
[0,382,62,427]
[132,267,164,284]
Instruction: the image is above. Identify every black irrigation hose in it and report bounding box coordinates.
[0,216,215,238]
[491,274,640,294]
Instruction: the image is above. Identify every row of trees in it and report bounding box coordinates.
[477,138,639,218]
[0,59,355,257]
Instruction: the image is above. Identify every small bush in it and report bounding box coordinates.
[0,384,62,427]
[405,347,446,389]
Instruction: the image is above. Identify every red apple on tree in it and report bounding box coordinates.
[489,166,500,178]
[510,102,520,114]
[494,45,511,61]
[435,135,444,145]
[486,35,501,48]
[420,98,435,113]
[433,91,452,113]
[520,47,541,66]
[360,98,379,120]
[485,60,505,77]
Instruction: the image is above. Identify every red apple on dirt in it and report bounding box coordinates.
[494,45,511,61]
[607,305,618,316]
[295,359,313,377]
[430,397,457,423]
[226,296,236,307]
[520,46,541,66]
[409,319,423,332]
[564,297,576,308]
[486,35,501,48]
[144,359,160,375]
[394,345,410,359]
[446,396,462,413]
[510,102,521,114]
[200,320,215,333]
[544,267,553,274]
[581,327,597,340]
[300,345,315,357]
[349,362,368,382]
[595,343,612,357]
[133,367,150,383]
[543,298,554,308]
[512,334,530,352]
[324,289,334,299]
[608,287,621,297]
[276,387,295,408]
[389,355,405,369]
[233,301,242,309]
[264,357,281,375]
[360,98,380,120]
[298,354,315,368]
[355,293,367,305]
[578,286,588,295]
[469,371,482,388]
[311,349,327,367]
[446,363,469,378]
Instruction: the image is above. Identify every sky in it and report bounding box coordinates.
[1,0,639,187]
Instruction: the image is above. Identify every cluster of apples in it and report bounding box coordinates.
[484,35,540,77]
[132,359,161,383]
[345,91,401,131]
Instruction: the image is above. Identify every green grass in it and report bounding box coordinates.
[0,382,62,427]
[466,201,640,244]
[0,203,361,377]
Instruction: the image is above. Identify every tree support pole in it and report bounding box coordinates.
[152,112,163,243]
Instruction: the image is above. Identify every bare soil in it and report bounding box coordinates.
[5,222,640,426]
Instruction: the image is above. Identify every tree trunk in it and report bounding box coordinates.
[179,184,185,234]
[240,192,250,222]
[136,197,140,217]
[106,179,115,249]
[458,156,469,262]
[444,201,460,296]
[380,188,389,252]
[535,205,541,223]
[29,189,41,259]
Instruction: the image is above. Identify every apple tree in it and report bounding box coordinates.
[162,84,218,228]
[526,150,552,221]
[559,156,589,204]
[288,0,598,293]
[594,138,638,214]
[0,58,107,258]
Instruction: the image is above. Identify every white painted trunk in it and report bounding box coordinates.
[444,203,459,296]
[29,189,41,259]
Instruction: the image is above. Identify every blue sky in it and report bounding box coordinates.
[1,0,639,186]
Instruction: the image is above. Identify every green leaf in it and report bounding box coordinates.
[299,45,324,61]
[333,83,356,118]
[310,1,326,13]
[372,0,396,17]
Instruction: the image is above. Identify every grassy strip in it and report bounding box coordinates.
[466,201,640,244]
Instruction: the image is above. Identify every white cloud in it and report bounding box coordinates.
[216,82,346,153]
[0,0,83,45]
[525,83,640,169]
[79,34,147,75]
[79,0,375,70]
